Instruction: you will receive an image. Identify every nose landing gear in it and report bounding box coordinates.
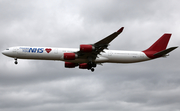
[14,58,18,64]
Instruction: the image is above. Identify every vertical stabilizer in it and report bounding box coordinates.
[143,34,171,52]
[143,34,172,58]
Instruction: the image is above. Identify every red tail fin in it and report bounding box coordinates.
[144,34,171,52]
[143,34,171,58]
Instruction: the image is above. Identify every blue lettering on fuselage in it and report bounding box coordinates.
[37,48,43,53]
[20,47,44,53]
[29,48,37,53]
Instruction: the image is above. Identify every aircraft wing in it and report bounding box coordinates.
[76,27,124,61]
[95,27,124,45]
[93,27,124,54]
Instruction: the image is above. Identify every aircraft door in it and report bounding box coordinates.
[12,47,19,56]
[13,48,17,53]
[108,51,113,56]
[54,49,58,54]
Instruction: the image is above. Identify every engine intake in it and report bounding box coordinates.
[80,44,95,52]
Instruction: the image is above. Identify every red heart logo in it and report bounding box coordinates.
[45,48,52,53]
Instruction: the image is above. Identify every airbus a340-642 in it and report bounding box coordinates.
[2,27,178,72]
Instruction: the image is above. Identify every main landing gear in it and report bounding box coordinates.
[14,58,18,64]
[87,62,96,72]
[88,67,95,72]
[91,68,95,72]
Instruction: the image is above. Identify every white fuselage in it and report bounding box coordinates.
[2,46,151,63]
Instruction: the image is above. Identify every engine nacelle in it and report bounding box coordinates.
[65,62,77,68]
[79,63,97,69]
[63,53,77,60]
[80,44,95,52]
[79,63,89,69]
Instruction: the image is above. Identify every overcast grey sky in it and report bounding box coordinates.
[0,0,180,111]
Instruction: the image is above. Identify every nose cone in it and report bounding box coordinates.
[2,50,6,55]
[2,49,11,56]
[2,48,16,58]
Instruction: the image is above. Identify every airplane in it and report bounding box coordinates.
[2,27,178,72]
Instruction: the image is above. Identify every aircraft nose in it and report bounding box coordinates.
[2,50,7,55]
[2,50,9,56]
[2,48,16,57]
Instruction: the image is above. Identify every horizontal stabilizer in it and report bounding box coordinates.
[154,46,178,57]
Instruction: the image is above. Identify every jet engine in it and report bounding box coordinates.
[80,44,95,52]
[65,62,77,68]
[79,63,97,69]
[79,63,89,69]
[63,53,77,60]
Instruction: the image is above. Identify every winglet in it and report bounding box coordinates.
[117,27,124,33]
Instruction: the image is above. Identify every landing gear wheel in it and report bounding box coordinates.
[14,58,18,65]
[91,68,95,72]
[14,61,18,64]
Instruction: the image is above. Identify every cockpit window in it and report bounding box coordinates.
[6,49,9,50]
